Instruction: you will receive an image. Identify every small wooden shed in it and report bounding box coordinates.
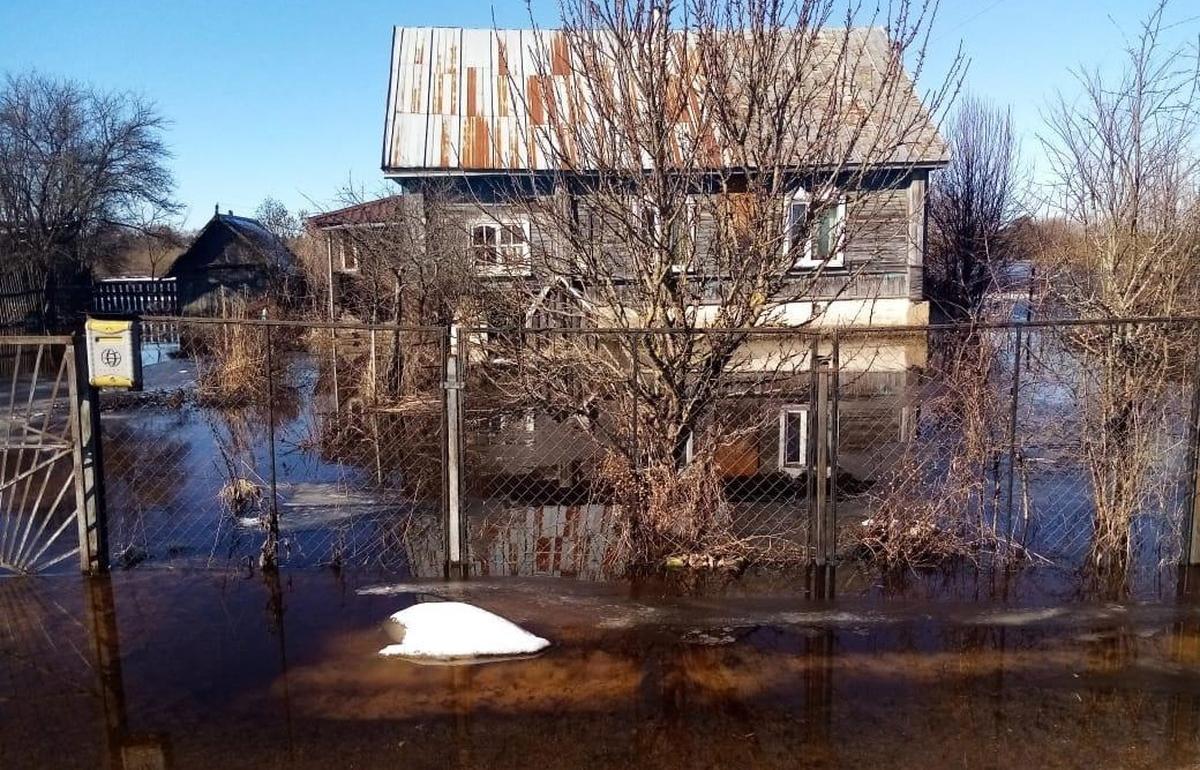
[168,210,298,316]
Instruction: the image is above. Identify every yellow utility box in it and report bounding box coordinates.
[85,317,143,390]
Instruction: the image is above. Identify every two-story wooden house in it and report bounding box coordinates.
[375,26,948,333]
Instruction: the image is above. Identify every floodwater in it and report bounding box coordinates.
[4,569,1200,769]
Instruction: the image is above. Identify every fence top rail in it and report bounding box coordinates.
[95,276,176,283]
[456,314,1200,337]
[139,315,447,333]
[128,313,1200,338]
[0,335,74,346]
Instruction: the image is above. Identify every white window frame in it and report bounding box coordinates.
[469,216,532,276]
[784,188,846,270]
[778,405,808,473]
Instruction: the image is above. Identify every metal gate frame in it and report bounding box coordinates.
[0,335,105,574]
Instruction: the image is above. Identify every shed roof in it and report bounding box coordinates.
[382,26,948,175]
[168,212,295,277]
[305,196,407,229]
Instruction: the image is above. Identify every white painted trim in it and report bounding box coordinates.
[783,188,846,270]
[469,215,532,277]
[778,405,808,474]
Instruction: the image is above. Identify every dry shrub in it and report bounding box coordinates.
[192,297,289,405]
[854,332,1015,570]
[196,322,269,404]
[600,450,750,571]
[218,477,263,520]
[304,327,442,406]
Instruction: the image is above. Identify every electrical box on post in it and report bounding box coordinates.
[85,317,142,390]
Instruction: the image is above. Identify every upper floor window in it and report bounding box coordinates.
[785,189,846,269]
[471,218,530,274]
[330,231,359,272]
[632,196,695,271]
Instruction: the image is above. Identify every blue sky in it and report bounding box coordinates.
[1,0,1194,229]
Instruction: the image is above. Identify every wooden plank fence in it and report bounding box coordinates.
[0,264,46,334]
[92,278,180,344]
[92,277,178,316]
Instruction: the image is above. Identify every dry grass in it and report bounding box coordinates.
[191,298,282,405]
[196,323,270,404]
[218,477,263,520]
[852,332,1019,570]
[303,327,443,406]
[598,448,805,573]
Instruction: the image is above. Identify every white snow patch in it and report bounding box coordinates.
[379,601,550,660]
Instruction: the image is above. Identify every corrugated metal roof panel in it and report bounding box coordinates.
[381,26,949,174]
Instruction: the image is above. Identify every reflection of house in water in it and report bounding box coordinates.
[469,504,618,580]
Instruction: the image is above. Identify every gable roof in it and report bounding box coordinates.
[382,26,948,175]
[168,212,295,276]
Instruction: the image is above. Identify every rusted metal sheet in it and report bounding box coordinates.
[385,28,433,172]
[381,26,949,174]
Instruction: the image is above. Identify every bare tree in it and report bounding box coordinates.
[310,184,480,400]
[0,71,176,320]
[255,196,302,243]
[467,0,961,563]
[1039,0,1200,578]
[926,95,1021,319]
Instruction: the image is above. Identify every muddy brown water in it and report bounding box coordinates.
[3,569,1200,769]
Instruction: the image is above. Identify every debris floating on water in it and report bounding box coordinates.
[379,601,550,661]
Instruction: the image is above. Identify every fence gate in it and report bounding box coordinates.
[0,336,96,574]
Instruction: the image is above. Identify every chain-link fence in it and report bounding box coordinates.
[95,315,1200,580]
[455,318,1200,578]
[100,318,446,574]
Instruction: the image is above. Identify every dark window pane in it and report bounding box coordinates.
[788,202,807,255]
[784,410,805,465]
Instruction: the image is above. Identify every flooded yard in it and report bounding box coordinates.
[4,569,1200,769]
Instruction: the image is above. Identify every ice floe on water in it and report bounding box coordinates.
[379,601,550,661]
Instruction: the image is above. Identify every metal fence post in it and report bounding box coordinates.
[1005,324,1024,545]
[631,333,640,473]
[807,334,835,598]
[1183,323,1200,565]
[828,332,840,564]
[806,335,819,556]
[444,326,466,578]
[814,355,831,565]
[69,335,107,574]
[263,323,280,569]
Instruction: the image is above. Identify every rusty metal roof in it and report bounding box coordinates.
[305,196,408,229]
[381,26,948,175]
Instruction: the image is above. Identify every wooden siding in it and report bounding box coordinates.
[395,173,924,305]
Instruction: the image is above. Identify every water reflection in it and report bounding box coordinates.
[3,571,1200,768]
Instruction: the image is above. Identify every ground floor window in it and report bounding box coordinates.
[778,405,808,470]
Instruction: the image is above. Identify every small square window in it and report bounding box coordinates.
[471,219,530,274]
[784,191,845,269]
